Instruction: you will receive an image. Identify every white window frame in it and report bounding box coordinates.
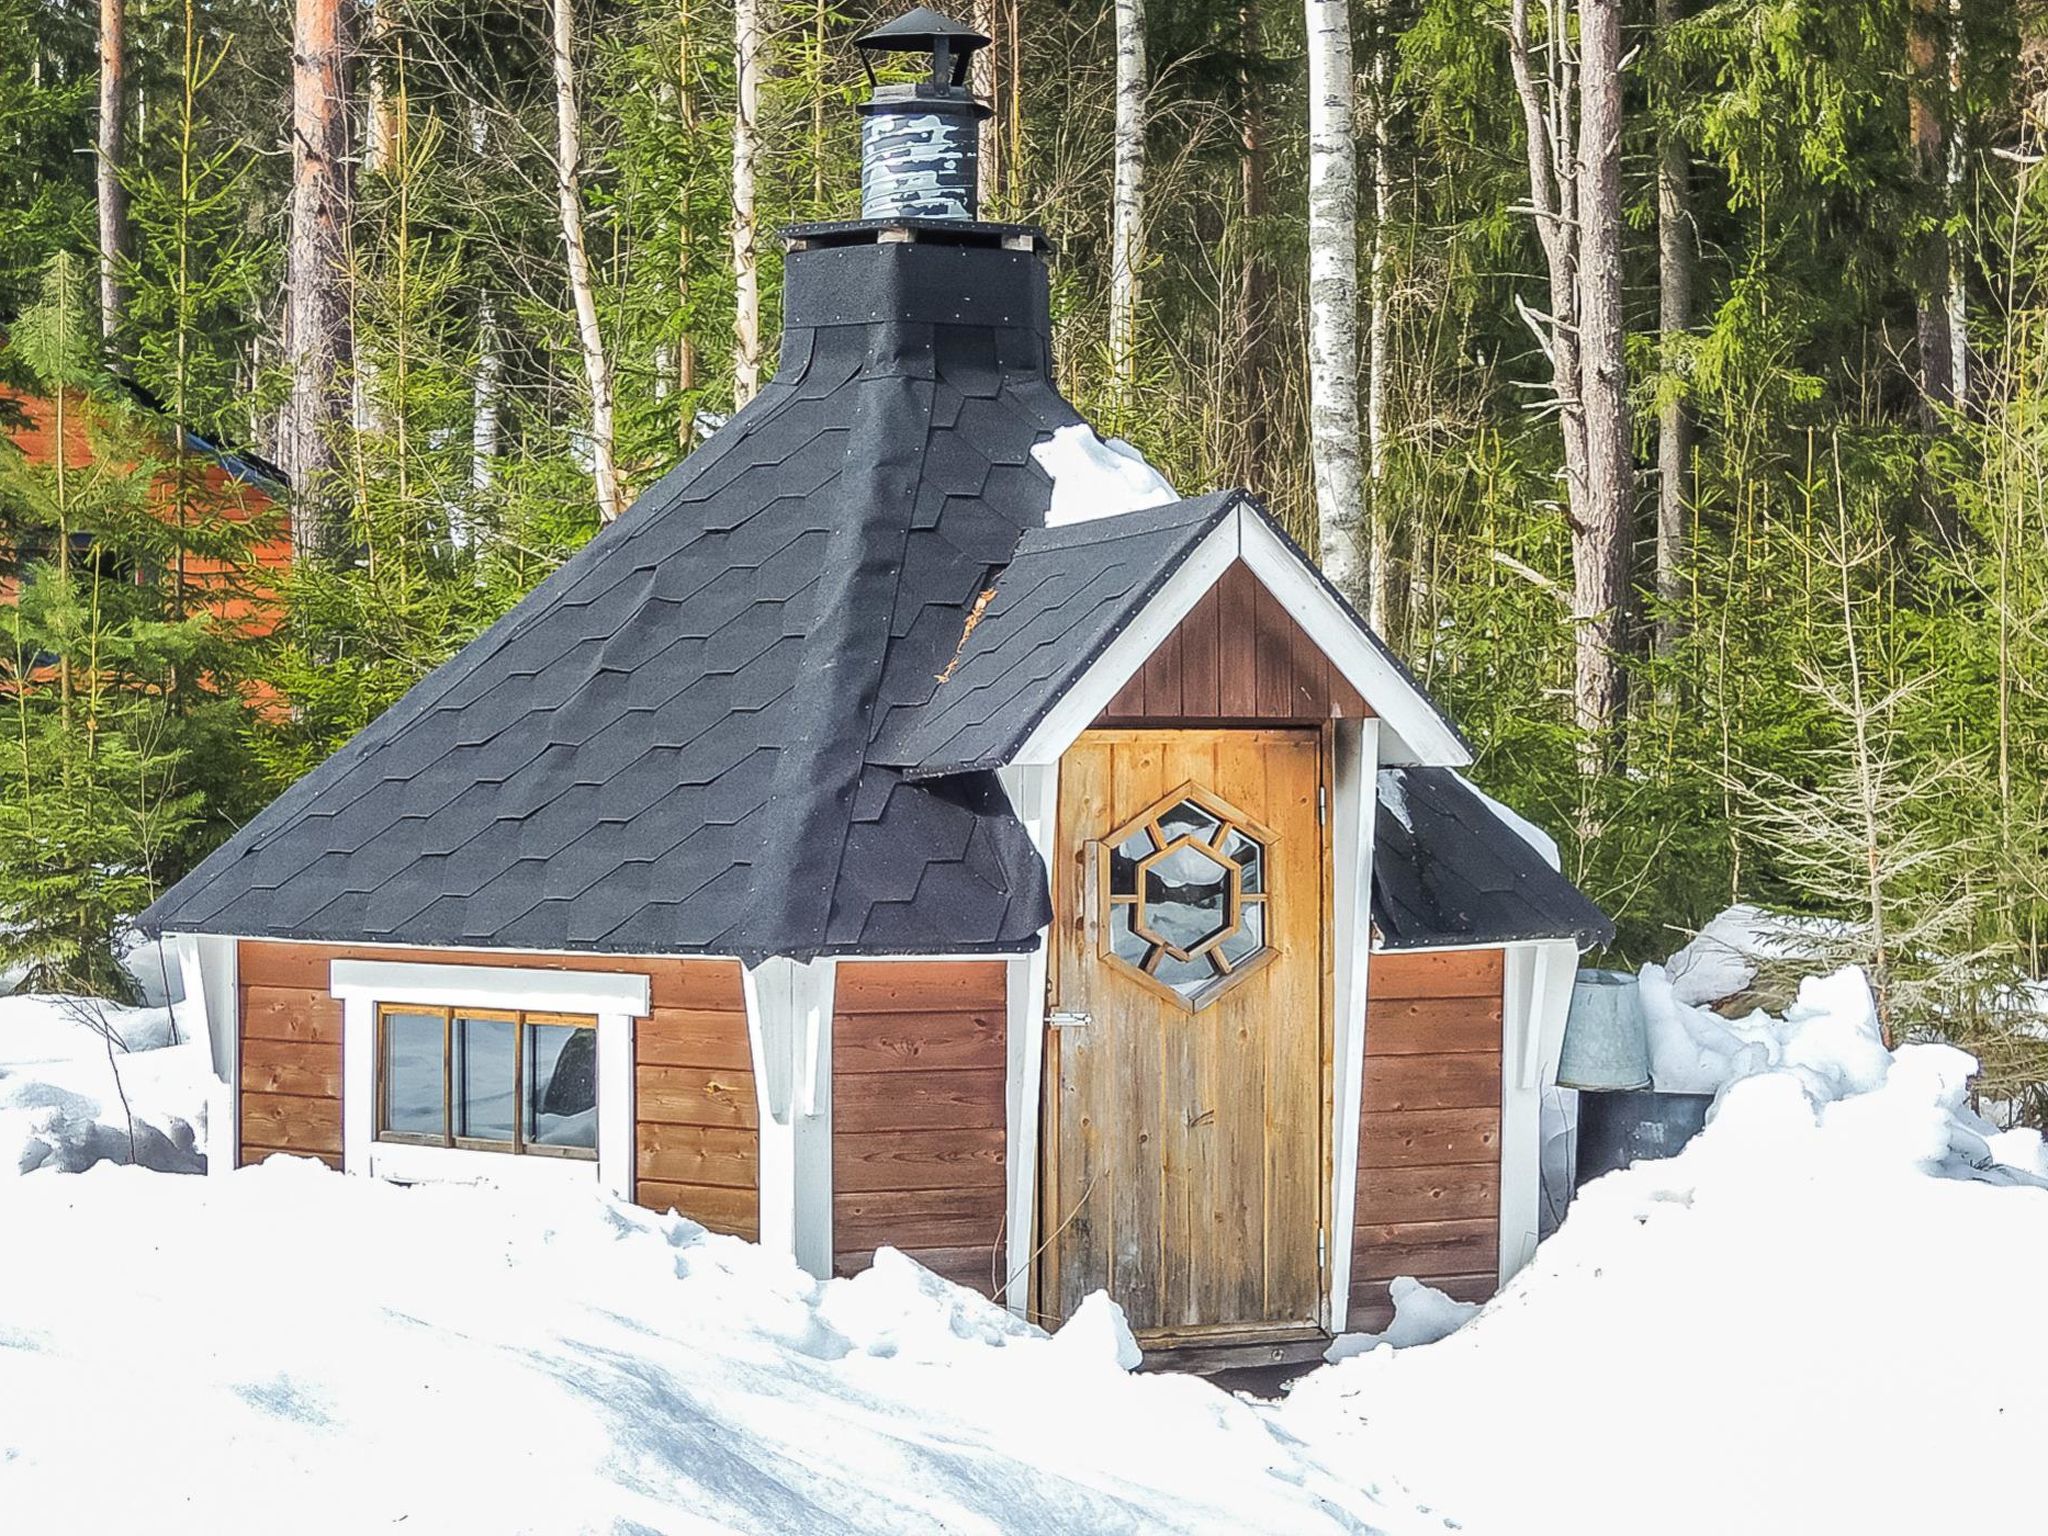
[332,959,648,1197]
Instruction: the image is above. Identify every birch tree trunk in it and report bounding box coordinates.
[1233,0,1272,488]
[1108,0,1147,400]
[96,0,125,342]
[732,0,762,407]
[1363,0,1393,634]
[974,0,1001,215]
[551,0,623,523]
[286,0,353,554]
[1305,0,1365,594]
[1654,0,1694,676]
[1574,0,1633,769]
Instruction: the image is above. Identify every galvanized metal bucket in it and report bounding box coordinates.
[1557,968,1650,1091]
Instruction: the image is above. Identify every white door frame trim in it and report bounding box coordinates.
[996,760,1059,1320]
[1326,717,1381,1333]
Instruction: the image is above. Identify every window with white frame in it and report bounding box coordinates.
[378,1005,598,1158]
[331,959,647,1193]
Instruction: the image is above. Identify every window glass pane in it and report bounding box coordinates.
[1110,901,1151,967]
[455,1015,517,1143]
[383,1011,445,1137]
[527,1023,598,1149]
[1142,840,1231,952]
[1156,799,1222,846]
[1152,946,1214,998]
[1218,901,1265,969]
[1220,826,1263,894]
[1110,828,1152,897]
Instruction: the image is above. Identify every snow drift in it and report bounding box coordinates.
[1282,963,2048,1536]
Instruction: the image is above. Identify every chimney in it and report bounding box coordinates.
[854,7,992,223]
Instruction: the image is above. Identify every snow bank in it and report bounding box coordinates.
[1031,423,1179,526]
[1282,962,2048,1535]
[0,992,211,1175]
[0,1164,1410,1535]
[1324,1279,1480,1363]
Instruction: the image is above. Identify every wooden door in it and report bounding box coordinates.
[1043,728,1325,1345]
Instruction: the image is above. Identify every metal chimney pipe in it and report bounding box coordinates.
[854,8,992,223]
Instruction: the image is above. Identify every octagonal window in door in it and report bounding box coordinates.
[1101,784,1276,1008]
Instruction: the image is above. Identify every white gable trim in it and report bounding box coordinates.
[1235,512,1468,766]
[1009,504,1469,769]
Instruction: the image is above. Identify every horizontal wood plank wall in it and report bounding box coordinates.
[1351,948,1505,1330]
[832,960,1008,1299]
[1098,561,1372,725]
[234,941,756,1238]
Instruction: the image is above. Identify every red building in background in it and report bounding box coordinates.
[0,382,292,639]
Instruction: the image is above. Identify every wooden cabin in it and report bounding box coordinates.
[142,8,1609,1364]
[0,382,290,640]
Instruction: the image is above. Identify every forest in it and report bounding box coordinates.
[3,0,2047,1113]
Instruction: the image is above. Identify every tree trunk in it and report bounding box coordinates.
[676,0,698,440]
[1363,0,1393,635]
[732,0,762,407]
[286,0,353,555]
[974,0,1001,215]
[1654,0,1694,679]
[1305,0,1364,593]
[552,0,623,523]
[1233,0,1271,489]
[1908,0,1956,422]
[95,0,126,343]
[1574,0,1633,771]
[1108,0,1147,400]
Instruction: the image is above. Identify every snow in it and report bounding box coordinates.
[1031,423,1179,526]
[0,991,212,1175]
[1281,955,2048,1536]
[0,1164,1408,1535]
[4,918,2044,1533]
[1323,1279,1480,1363]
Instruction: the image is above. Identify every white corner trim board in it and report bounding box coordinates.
[171,932,239,1176]
[331,957,646,1200]
[1498,938,1580,1287]
[996,759,1059,1320]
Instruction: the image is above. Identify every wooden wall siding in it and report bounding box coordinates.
[234,941,756,1238]
[1098,561,1371,725]
[832,960,1009,1299]
[1351,948,1505,1331]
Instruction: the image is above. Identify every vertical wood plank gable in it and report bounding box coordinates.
[1094,561,1378,727]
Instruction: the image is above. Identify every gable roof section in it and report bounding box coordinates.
[875,495,1468,778]
[141,238,1080,963]
[871,493,1242,777]
[1372,767,1613,952]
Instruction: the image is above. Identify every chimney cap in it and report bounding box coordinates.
[855,6,991,53]
[855,7,989,90]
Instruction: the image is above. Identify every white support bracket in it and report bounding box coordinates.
[1499,938,1579,1286]
[742,955,838,1278]
[172,933,239,1176]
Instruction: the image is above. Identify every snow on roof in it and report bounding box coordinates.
[1030,422,1178,526]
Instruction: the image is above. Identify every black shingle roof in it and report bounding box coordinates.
[140,237,1083,963]
[1373,767,1612,951]
[871,493,1241,778]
